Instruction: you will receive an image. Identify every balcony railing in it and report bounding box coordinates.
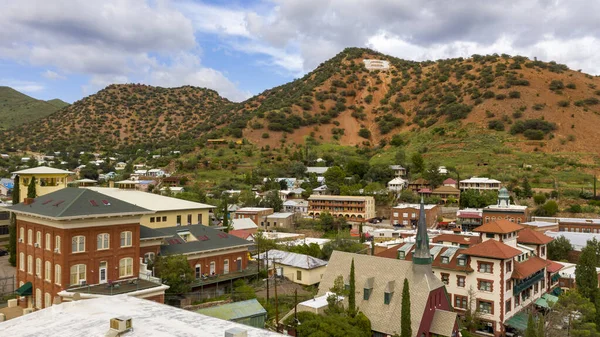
[513,271,544,295]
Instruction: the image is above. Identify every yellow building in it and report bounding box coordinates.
[12,167,73,202]
[256,249,328,286]
[86,187,216,228]
[308,195,376,222]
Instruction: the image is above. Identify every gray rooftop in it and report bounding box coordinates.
[5,188,152,220]
[157,225,253,255]
[255,249,327,269]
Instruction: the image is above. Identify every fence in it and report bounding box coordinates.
[0,275,15,296]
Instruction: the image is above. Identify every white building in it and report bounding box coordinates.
[459,177,501,192]
[283,199,309,214]
[387,177,408,192]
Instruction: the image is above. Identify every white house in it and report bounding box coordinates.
[387,177,408,192]
[459,177,502,192]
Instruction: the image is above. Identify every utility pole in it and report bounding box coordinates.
[266,249,269,303]
[273,257,279,332]
[294,288,298,337]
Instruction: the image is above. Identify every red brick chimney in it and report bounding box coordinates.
[23,198,35,205]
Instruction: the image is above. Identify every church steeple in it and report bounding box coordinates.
[413,197,432,265]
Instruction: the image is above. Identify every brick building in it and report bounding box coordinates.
[391,202,440,228]
[307,195,376,222]
[482,188,530,225]
[233,207,274,226]
[6,188,169,309]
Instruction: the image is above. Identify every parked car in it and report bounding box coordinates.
[0,248,8,256]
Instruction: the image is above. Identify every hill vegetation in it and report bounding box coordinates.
[0,86,69,129]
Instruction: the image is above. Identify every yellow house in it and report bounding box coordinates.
[12,167,73,202]
[86,187,216,228]
[256,249,328,286]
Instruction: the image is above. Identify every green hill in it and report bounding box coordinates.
[0,86,67,129]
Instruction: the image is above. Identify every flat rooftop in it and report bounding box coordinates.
[65,278,161,296]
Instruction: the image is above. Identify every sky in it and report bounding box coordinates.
[1,0,599,103]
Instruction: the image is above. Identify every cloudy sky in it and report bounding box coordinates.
[1,0,599,103]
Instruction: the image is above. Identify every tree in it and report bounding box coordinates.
[463,286,481,332]
[27,177,36,198]
[330,275,347,296]
[423,162,443,188]
[525,312,536,337]
[290,161,307,178]
[346,160,370,179]
[395,149,406,166]
[348,258,356,317]
[547,236,573,261]
[401,278,412,337]
[232,279,256,301]
[8,175,20,266]
[537,314,545,337]
[260,190,283,212]
[411,153,424,174]
[546,291,598,337]
[359,223,364,243]
[522,177,533,198]
[322,232,364,259]
[154,255,194,294]
[324,166,346,195]
[364,164,394,184]
[541,200,559,216]
[239,189,259,207]
[220,195,230,232]
[287,311,371,337]
[533,194,547,205]
[576,239,600,302]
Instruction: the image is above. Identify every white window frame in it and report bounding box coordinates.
[55,235,61,253]
[27,255,33,274]
[120,231,132,247]
[35,258,42,278]
[72,235,85,253]
[55,265,62,285]
[45,233,51,251]
[19,253,25,271]
[70,264,86,285]
[28,229,32,245]
[97,233,110,250]
[45,261,52,282]
[119,258,133,278]
[45,293,52,308]
[195,264,201,279]
[36,231,42,248]
[224,259,229,274]
[19,227,24,241]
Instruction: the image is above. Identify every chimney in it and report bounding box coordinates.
[23,198,35,205]
[109,180,115,188]
[224,328,247,337]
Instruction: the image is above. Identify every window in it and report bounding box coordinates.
[35,258,42,278]
[478,301,493,314]
[27,255,33,274]
[45,293,51,308]
[457,258,466,266]
[120,231,132,247]
[441,273,449,285]
[156,217,161,223]
[442,256,449,264]
[70,264,86,285]
[384,292,393,305]
[198,214,202,225]
[541,246,546,256]
[479,280,493,292]
[162,216,167,222]
[364,288,371,300]
[19,253,24,271]
[187,214,192,225]
[411,213,416,218]
[55,265,61,285]
[534,283,539,294]
[150,217,155,223]
[457,276,466,287]
[45,261,51,282]
[28,229,32,245]
[224,259,229,274]
[36,231,42,248]
[144,252,155,263]
[35,288,42,309]
[195,264,201,279]
[515,295,520,306]
[505,300,512,313]
[455,295,468,309]
[506,261,512,272]
[119,258,134,277]
[20,227,24,241]
[486,233,494,239]
[506,280,511,290]
[403,213,408,217]
[72,235,85,253]
[55,235,61,253]
[97,233,110,250]
[479,262,492,273]
[176,215,182,226]
[45,233,51,251]
[296,270,302,281]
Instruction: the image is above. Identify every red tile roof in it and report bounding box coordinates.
[228,229,254,240]
[474,220,524,234]
[461,239,522,260]
[432,247,474,272]
[517,228,554,245]
[376,243,413,261]
[458,212,482,219]
[546,261,564,273]
[432,234,481,247]
[418,188,432,193]
[512,256,550,279]
[443,178,457,184]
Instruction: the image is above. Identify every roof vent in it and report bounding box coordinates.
[90,200,99,207]
[108,317,133,336]
[102,200,111,206]
[224,327,247,337]
[23,198,35,205]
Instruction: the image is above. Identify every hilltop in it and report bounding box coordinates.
[2,48,600,158]
[0,86,69,129]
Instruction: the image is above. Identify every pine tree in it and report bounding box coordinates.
[7,175,20,266]
[401,278,412,337]
[27,177,36,199]
[221,196,230,233]
[359,223,364,243]
[522,177,533,198]
[576,241,600,302]
[348,258,356,317]
[537,314,545,337]
[524,312,536,337]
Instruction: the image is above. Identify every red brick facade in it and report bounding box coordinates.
[482,210,530,225]
[16,218,140,309]
[188,250,248,279]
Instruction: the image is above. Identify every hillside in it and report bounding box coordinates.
[1,84,236,152]
[0,86,68,129]
[2,48,600,157]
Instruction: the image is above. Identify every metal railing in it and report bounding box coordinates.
[513,271,544,295]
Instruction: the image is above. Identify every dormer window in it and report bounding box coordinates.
[398,251,405,260]
[384,280,395,305]
[364,277,374,300]
[486,233,494,239]
[442,256,449,264]
[458,258,466,266]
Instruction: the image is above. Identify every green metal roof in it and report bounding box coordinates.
[505,311,528,331]
[196,299,266,321]
[535,293,558,309]
[7,188,152,219]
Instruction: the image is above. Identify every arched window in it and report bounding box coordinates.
[70,264,86,285]
[55,265,62,285]
[224,259,229,274]
[119,258,133,277]
[19,227,24,241]
[45,293,52,308]
[195,264,201,279]
[144,252,155,263]
[97,233,110,250]
[45,261,52,282]
[27,229,32,245]
[35,288,42,309]
[19,253,24,271]
[36,231,42,248]
[210,261,216,275]
[27,255,32,274]
[45,233,51,251]
[35,258,42,278]
[72,235,85,253]
[55,235,61,253]
[120,231,132,247]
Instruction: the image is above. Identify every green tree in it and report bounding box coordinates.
[260,190,283,212]
[546,291,598,337]
[8,175,20,266]
[154,255,194,294]
[348,258,356,317]
[364,164,394,184]
[324,166,346,195]
[287,311,371,337]
[220,195,230,232]
[541,200,559,216]
[423,162,443,188]
[411,153,425,174]
[537,314,545,337]
[547,236,573,261]
[232,279,257,301]
[322,232,364,258]
[401,278,412,337]
[533,194,547,205]
[330,275,347,296]
[395,149,406,166]
[27,177,36,198]
[576,239,600,301]
[522,177,533,198]
[525,312,536,337]
[346,160,370,179]
[239,189,259,207]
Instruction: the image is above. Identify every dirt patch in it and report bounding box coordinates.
[255,278,314,298]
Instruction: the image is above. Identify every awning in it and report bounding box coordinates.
[15,281,32,296]
[505,312,528,331]
[553,287,564,296]
[535,294,558,309]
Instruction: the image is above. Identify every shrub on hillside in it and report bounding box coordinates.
[443,103,473,121]
[510,119,557,137]
[508,91,521,99]
[358,128,371,139]
[557,100,570,107]
[488,120,505,131]
[495,94,506,100]
[566,83,576,89]
[549,80,564,91]
[523,129,545,140]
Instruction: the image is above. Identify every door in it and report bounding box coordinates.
[224,260,229,274]
[210,261,215,275]
[99,262,107,284]
[236,258,242,271]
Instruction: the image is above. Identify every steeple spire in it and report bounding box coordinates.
[413,196,432,265]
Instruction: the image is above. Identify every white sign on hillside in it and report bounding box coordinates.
[363,59,390,70]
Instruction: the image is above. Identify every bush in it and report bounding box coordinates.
[508,91,521,99]
[364,95,373,104]
[261,133,270,139]
[488,120,505,131]
[532,103,545,110]
[549,80,564,91]
[483,91,495,99]
[523,129,545,140]
[510,119,557,135]
[496,94,506,100]
[557,100,570,107]
[358,128,371,139]
[512,111,523,119]
[533,194,547,205]
[566,83,576,89]
[567,204,582,213]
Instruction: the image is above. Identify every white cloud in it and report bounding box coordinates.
[0,79,45,93]
[176,1,251,37]
[42,70,66,80]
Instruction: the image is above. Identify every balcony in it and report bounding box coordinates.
[190,263,258,288]
[513,271,544,295]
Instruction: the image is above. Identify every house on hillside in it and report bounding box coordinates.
[407,178,431,192]
[283,199,309,215]
[0,178,14,197]
[255,250,327,286]
[482,188,530,224]
[459,177,501,192]
[389,165,407,177]
[431,186,460,204]
[387,177,408,192]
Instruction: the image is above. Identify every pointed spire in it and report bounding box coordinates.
[413,196,432,265]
